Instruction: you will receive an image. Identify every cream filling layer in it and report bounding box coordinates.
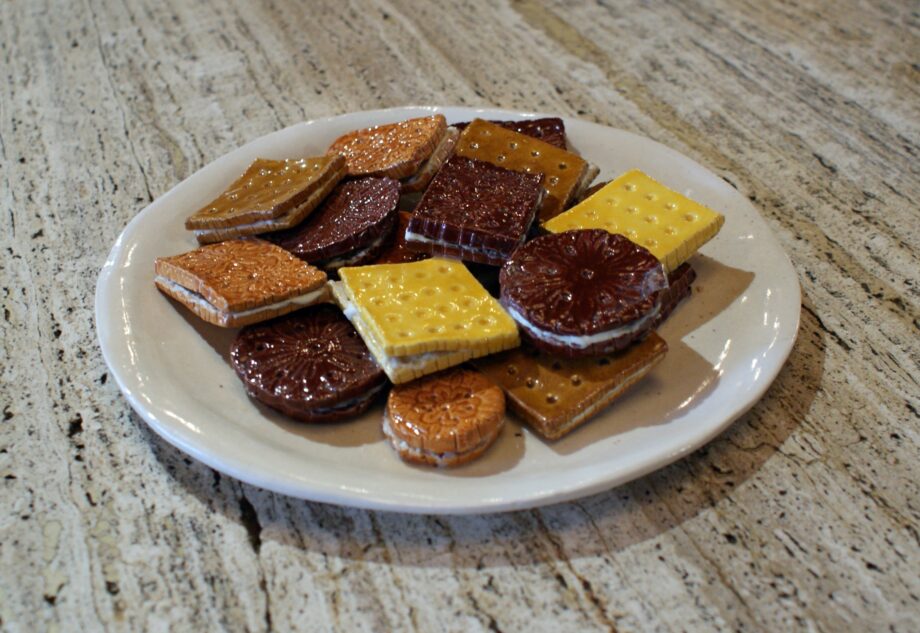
[333,282,461,374]
[506,302,660,349]
[156,276,326,319]
[322,230,389,270]
[403,231,518,261]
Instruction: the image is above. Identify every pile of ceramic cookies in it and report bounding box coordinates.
[153,114,724,467]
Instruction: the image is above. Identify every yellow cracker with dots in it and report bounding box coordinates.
[336,259,519,357]
[185,155,346,243]
[543,170,725,273]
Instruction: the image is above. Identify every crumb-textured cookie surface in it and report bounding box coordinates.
[328,115,447,179]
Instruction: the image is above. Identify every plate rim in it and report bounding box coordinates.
[95,105,801,514]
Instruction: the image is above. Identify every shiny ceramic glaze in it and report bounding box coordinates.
[95,106,801,514]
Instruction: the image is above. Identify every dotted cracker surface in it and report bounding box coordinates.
[474,333,667,440]
[185,156,345,230]
[337,258,519,357]
[543,170,725,273]
[454,119,589,222]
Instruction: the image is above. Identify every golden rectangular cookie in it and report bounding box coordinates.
[185,154,346,235]
[328,115,448,180]
[453,119,597,222]
[474,334,667,440]
[334,257,519,362]
[154,239,328,327]
[543,170,725,273]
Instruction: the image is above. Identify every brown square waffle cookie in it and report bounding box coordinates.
[185,155,346,244]
[474,333,667,440]
[405,156,545,266]
[454,119,598,222]
[154,239,328,328]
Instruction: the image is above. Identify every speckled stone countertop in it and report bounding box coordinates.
[1,1,917,631]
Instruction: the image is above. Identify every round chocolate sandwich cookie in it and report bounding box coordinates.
[266,177,399,273]
[231,304,387,423]
[500,229,667,357]
[384,368,505,467]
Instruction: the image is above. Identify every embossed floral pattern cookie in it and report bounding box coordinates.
[500,229,667,357]
[231,305,387,423]
[384,368,505,467]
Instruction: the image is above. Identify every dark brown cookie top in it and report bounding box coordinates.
[266,177,399,262]
[231,304,386,410]
[407,156,543,255]
[454,117,568,149]
[500,229,667,335]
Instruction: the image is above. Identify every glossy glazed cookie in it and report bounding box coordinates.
[266,177,400,272]
[384,367,505,467]
[454,119,597,222]
[328,114,448,180]
[185,155,346,243]
[331,258,520,384]
[500,229,667,357]
[154,238,328,328]
[544,169,725,273]
[474,333,667,440]
[405,156,545,266]
[454,117,569,149]
[231,305,387,422]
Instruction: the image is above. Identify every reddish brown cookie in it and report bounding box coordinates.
[500,229,667,357]
[405,156,544,266]
[231,305,387,422]
[454,117,569,150]
[373,212,430,265]
[266,177,400,273]
[383,368,505,467]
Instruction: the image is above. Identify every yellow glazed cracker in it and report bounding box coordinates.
[543,170,724,273]
[336,259,519,357]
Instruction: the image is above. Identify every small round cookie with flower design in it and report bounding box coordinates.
[383,368,505,467]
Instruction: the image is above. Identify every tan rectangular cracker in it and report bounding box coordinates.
[155,238,327,321]
[328,115,448,180]
[474,334,667,440]
[185,154,346,232]
[453,119,596,222]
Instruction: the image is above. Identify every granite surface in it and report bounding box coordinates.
[1,0,918,630]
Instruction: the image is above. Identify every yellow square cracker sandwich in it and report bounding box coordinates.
[330,259,520,384]
[185,155,347,244]
[453,119,598,222]
[543,169,724,274]
[154,239,328,328]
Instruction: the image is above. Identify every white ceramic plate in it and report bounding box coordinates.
[96,106,800,514]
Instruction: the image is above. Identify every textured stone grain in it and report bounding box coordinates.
[1,0,918,631]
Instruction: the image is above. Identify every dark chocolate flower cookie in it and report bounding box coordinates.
[499,229,667,357]
[231,304,387,422]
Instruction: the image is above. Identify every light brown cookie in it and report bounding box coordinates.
[328,115,448,180]
[453,119,598,222]
[154,238,328,327]
[383,368,506,467]
[186,155,346,243]
[473,333,667,440]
